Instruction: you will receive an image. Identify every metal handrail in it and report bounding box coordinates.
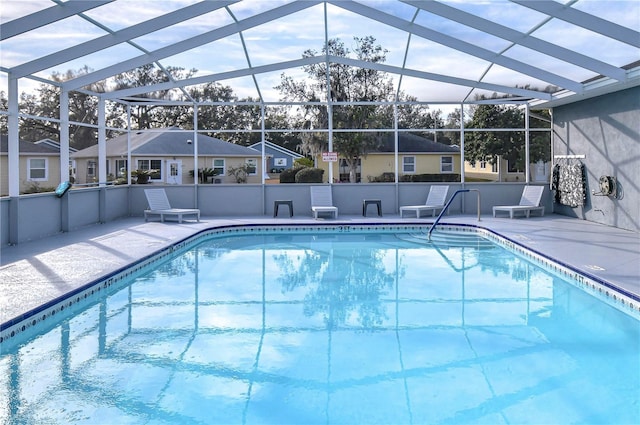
[428,189,481,240]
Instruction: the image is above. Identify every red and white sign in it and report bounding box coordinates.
[322,152,338,162]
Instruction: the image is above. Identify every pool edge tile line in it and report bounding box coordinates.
[1,222,639,347]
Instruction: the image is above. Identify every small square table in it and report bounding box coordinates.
[274,200,293,217]
[362,199,382,217]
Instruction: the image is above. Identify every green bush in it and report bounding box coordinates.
[279,166,305,183]
[294,157,314,168]
[295,167,324,183]
[368,172,395,182]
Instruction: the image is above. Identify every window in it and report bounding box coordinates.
[441,156,453,173]
[137,159,162,180]
[402,156,415,173]
[339,158,361,182]
[28,158,47,180]
[507,159,523,173]
[87,160,96,178]
[213,159,225,176]
[245,158,257,175]
[480,161,486,169]
[69,160,76,181]
[115,159,127,177]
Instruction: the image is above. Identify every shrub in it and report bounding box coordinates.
[400,174,461,182]
[368,172,395,182]
[279,166,304,183]
[294,157,314,168]
[227,164,254,183]
[22,181,56,194]
[295,167,324,183]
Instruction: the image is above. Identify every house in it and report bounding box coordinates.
[1,135,76,196]
[465,158,551,182]
[70,129,264,184]
[248,140,304,173]
[316,133,461,182]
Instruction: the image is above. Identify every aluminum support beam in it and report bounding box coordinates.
[63,1,321,91]
[0,0,114,41]
[11,1,238,78]
[512,0,640,48]
[404,0,627,81]
[330,0,583,93]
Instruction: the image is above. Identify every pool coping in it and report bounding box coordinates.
[2,221,639,347]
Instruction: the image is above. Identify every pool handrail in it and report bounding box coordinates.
[428,189,481,240]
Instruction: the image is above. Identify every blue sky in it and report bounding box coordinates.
[1,0,639,104]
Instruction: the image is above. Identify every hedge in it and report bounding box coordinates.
[295,167,325,183]
[399,174,461,182]
[279,166,305,183]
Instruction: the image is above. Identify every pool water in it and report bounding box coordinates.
[1,230,638,424]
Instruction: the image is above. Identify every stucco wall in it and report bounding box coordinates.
[552,86,639,232]
[0,198,8,246]
[1,182,553,245]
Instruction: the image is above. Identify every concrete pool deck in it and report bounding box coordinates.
[1,213,639,326]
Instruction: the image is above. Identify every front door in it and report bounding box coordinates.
[166,160,182,184]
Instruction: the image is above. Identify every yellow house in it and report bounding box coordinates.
[70,129,264,185]
[1,136,73,196]
[464,157,550,182]
[316,133,461,182]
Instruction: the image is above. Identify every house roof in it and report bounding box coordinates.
[248,141,304,159]
[374,132,460,154]
[71,129,261,158]
[0,134,67,155]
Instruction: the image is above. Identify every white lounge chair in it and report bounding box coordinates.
[493,185,545,219]
[310,186,338,219]
[400,185,449,218]
[144,188,200,223]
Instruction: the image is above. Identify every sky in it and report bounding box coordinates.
[1,0,639,106]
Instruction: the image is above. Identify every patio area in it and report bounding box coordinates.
[1,213,639,327]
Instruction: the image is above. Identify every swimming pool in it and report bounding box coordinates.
[1,225,639,424]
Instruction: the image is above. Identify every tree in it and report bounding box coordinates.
[395,95,445,141]
[14,66,109,149]
[276,36,395,182]
[528,109,552,164]
[444,108,462,146]
[0,91,6,133]
[465,97,551,174]
[464,100,525,170]
[111,64,196,130]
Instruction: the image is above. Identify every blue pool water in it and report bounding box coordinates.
[1,229,638,424]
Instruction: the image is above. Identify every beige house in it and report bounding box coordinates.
[316,133,461,182]
[70,129,264,185]
[465,158,551,182]
[1,136,74,196]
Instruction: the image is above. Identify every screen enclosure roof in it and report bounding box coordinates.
[1,0,639,109]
